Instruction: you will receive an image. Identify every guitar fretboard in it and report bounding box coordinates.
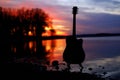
[72,6,78,38]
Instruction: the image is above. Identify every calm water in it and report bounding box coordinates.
[42,36,120,77]
[12,36,120,76]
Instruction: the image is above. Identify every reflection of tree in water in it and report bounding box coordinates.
[44,39,56,63]
[11,40,50,65]
[11,38,57,66]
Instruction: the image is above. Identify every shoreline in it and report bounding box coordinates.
[1,62,119,80]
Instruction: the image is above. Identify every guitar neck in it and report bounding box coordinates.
[73,13,76,38]
[72,6,78,38]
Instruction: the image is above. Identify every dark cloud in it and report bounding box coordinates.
[80,0,120,15]
[92,0,120,3]
[91,0,120,8]
[76,12,120,34]
[92,0,110,2]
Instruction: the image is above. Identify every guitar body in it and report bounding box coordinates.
[63,36,85,64]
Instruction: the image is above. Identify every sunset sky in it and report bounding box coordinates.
[1,0,120,35]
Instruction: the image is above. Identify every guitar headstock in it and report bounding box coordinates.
[72,6,78,15]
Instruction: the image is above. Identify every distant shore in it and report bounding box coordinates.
[21,33,120,40]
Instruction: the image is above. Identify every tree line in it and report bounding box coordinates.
[0,7,52,37]
[0,7,52,63]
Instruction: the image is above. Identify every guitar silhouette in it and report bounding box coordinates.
[63,6,85,72]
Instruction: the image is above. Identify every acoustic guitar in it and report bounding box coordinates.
[63,6,85,72]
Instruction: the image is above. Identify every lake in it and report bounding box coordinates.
[12,36,120,77]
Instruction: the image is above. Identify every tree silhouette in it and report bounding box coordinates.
[0,7,52,63]
[0,7,13,63]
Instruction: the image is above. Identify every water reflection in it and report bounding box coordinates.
[11,37,120,73]
[42,40,56,63]
[11,39,66,65]
[83,56,120,77]
[42,39,66,63]
[28,41,36,52]
[11,37,120,62]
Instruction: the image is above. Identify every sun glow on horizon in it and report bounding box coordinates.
[55,30,66,36]
[42,25,67,36]
[53,25,68,36]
